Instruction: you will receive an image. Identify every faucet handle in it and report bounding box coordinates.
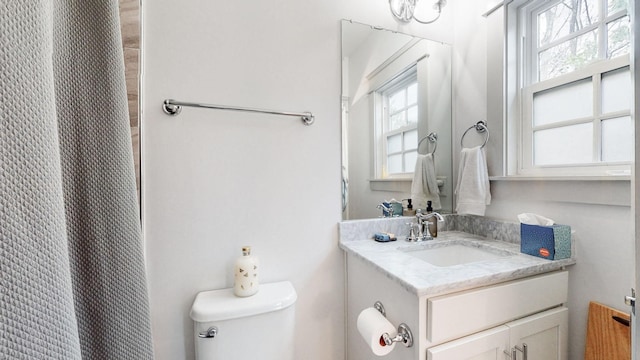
[377,203,394,217]
[422,223,433,240]
[406,222,418,242]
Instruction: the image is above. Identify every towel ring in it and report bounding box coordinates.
[418,132,438,155]
[460,121,489,149]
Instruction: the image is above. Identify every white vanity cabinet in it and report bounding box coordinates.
[428,307,568,360]
[345,252,569,360]
[426,271,569,360]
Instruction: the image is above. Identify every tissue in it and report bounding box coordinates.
[517,213,555,226]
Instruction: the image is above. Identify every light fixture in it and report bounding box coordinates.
[389,0,446,24]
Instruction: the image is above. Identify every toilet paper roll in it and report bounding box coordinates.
[357,307,397,356]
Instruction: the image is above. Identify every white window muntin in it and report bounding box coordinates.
[513,0,631,176]
[524,0,629,84]
[377,68,419,178]
[520,55,631,175]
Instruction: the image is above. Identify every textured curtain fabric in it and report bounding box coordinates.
[1,1,154,359]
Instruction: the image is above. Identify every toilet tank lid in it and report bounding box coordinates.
[190,281,297,323]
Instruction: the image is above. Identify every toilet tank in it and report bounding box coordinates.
[190,281,297,360]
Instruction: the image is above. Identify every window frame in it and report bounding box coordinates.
[508,0,631,178]
[374,67,419,179]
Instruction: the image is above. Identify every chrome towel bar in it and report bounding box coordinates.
[162,99,315,126]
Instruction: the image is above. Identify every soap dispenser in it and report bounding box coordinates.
[426,201,437,237]
[403,199,416,216]
[233,246,259,297]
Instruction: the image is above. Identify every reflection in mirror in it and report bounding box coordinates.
[341,20,452,220]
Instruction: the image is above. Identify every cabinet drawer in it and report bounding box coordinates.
[427,271,568,344]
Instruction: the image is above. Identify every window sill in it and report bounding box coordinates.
[369,177,446,192]
[369,178,412,192]
[489,175,630,182]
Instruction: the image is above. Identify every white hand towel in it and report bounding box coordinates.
[411,153,441,210]
[455,146,491,216]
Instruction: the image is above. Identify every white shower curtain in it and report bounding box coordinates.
[0,1,154,359]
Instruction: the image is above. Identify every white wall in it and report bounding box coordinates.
[141,1,452,359]
[142,0,633,358]
[451,1,634,359]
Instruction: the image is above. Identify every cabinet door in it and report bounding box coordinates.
[507,307,568,360]
[427,325,509,360]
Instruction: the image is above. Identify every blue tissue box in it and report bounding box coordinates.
[520,223,571,260]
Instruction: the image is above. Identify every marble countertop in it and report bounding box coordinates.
[339,231,576,297]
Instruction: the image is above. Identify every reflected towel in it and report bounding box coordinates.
[411,153,441,210]
[455,146,491,215]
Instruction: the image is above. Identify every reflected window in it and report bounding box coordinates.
[376,67,418,177]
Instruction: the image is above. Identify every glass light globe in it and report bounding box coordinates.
[389,0,417,22]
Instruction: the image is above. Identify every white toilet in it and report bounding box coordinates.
[190,281,297,360]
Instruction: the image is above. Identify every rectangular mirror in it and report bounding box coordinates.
[341,20,453,220]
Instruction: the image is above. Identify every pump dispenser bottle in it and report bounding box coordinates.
[426,201,437,237]
[233,246,259,297]
[403,199,416,216]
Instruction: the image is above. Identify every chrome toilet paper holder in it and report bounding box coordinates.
[382,323,413,347]
[373,301,414,348]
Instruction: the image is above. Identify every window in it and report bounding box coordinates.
[509,0,631,176]
[375,68,419,177]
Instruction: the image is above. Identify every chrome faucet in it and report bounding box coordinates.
[417,210,445,223]
[377,203,394,217]
[406,210,444,241]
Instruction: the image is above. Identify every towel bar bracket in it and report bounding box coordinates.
[163,100,182,116]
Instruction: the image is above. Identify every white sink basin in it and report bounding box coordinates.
[403,244,509,267]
